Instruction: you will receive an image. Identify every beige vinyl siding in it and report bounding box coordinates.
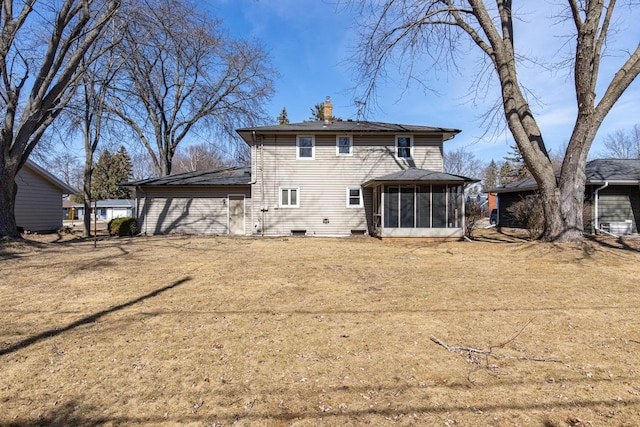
[15,166,65,232]
[251,133,444,236]
[137,186,251,235]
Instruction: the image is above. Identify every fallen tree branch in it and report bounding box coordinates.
[430,336,562,363]
[430,321,563,383]
[430,336,489,355]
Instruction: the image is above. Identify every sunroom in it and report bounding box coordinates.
[363,168,478,238]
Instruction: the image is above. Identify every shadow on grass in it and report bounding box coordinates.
[585,233,640,253]
[0,233,133,263]
[470,227,530,243]
[0,277,191,357]
[4,396,638,426]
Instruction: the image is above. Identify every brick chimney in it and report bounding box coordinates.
[323,96,333,124]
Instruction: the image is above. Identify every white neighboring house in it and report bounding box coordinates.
[15,160,76,233]
[65,199,136,221]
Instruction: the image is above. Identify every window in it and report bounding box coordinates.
[280,187,299,208]
[336,135,352,156]
[384,186,399,227]
[346,187,363,208]
[383,184,463,229]
[432,185,446,227]
[395,135,413,159]
[297,136,314,159]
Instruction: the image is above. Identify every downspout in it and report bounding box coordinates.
[260,133,266,236]
[461,183,466,236]
[249,130,266,237]
[136,185,147,236]
[594,181,608,232]
[261,134,270,237]
[248,132,258,186]
[248,130,262,236]
[247,132,257,236]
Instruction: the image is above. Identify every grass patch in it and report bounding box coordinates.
[1,229,640,425]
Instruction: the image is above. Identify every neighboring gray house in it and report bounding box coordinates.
[16,160,76,232]
[491,159,640,235]
[126,99,477,238]
[127,167,251,235]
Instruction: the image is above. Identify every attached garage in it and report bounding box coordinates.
[126,167,252,236]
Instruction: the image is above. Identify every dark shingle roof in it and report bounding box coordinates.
[488,176,539,193]
[489,159,640,193]
[123,166,251,187]
[363,168,479,187]
[236,121,460,143]
[586,159,640,182]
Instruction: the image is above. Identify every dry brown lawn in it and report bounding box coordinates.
[1,229,640,426]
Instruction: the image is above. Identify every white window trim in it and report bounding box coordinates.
[346,186,364,208]
[336,135,353,156]
[280,186,300,208]
[395,135,414,159]
[296,135,315,160]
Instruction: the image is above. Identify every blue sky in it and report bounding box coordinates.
[209,0,640,164]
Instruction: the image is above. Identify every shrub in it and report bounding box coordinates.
[108,217,137,237]
[465,200,482,239]
[507,194,544,240]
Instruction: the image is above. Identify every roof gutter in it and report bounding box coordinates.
[588,180,639,185]
[594,181,608,232]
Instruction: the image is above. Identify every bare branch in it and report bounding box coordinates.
[108,0,275,176]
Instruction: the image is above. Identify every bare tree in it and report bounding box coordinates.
[63,29,127,236]
[129,147,156,181]
[108,0,276,176]
[172,143,227,174]
[443,147,483,178]
[0,0,121,238]
[45,151,83,191]
[599,125,640,158]
[353,0,640,243]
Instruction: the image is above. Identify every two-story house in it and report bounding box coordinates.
[128,99,477,238]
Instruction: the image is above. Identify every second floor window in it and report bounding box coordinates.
[297,136,314,159]
[396,136,413,159]
[336,136,352,156]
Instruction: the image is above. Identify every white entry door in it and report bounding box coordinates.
[228,195,245,235]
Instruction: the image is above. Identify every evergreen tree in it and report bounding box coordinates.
[309,103,324,121]
[92,146,133,200]
[277,107,290,124]
[498,161,516,185]
[504,143,528,179]
[483,159,499,190]
[308,101,341,122]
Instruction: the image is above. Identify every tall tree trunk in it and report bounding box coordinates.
[82,154,93,238]
[0,170,20,238]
